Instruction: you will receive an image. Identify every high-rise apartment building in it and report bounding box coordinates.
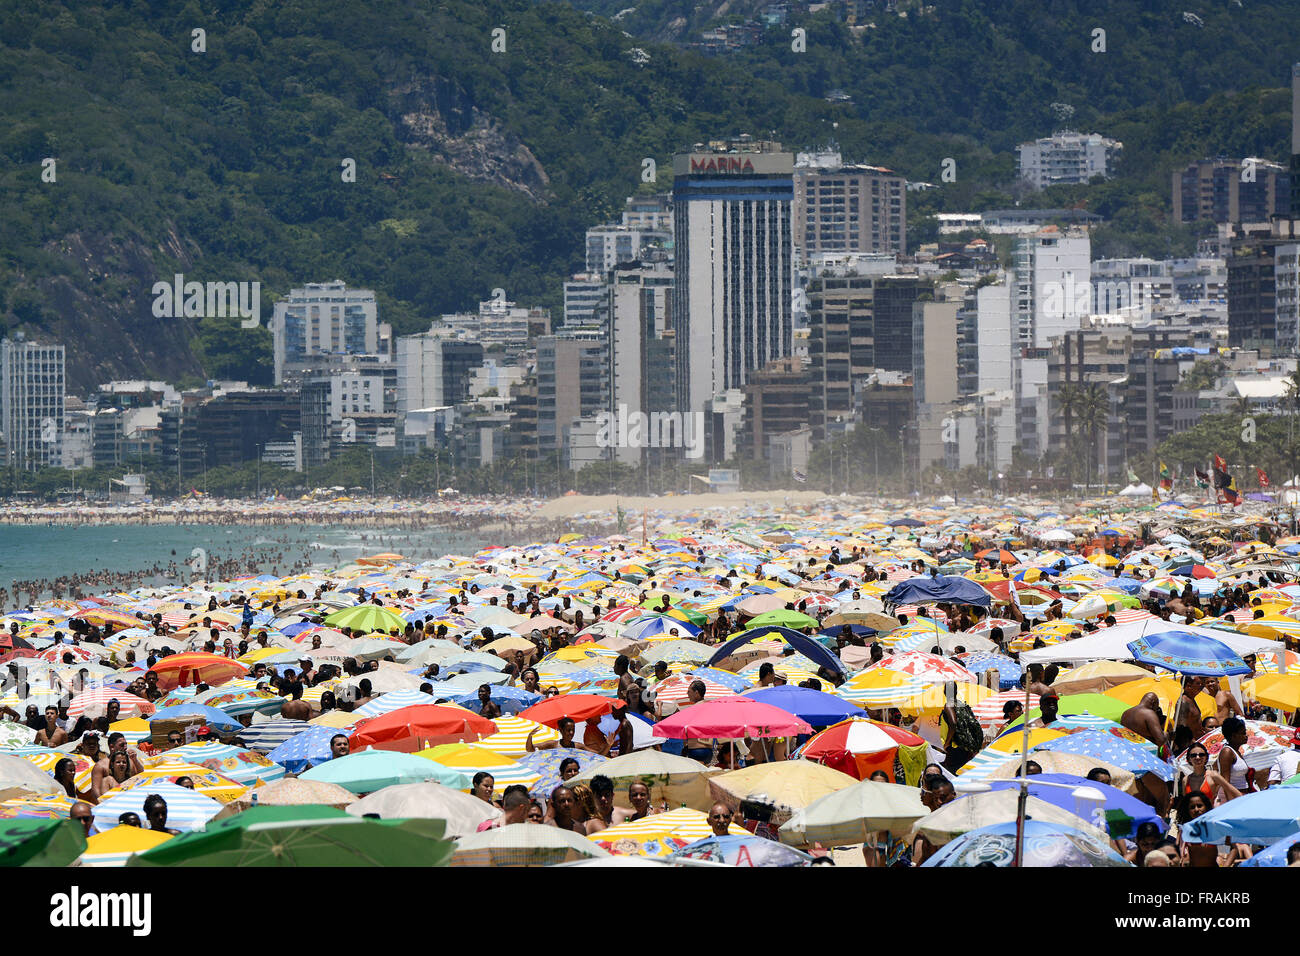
[1,337,64,471]
[1016,132,1122,189]
[607,261,675,464]
[272,280,380,384]
[395,331,485,414]
[671,136,794,418]
[1173,158,1291,225]
[793,150,906,262]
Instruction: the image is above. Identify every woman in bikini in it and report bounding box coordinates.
[1177,743,1240,804]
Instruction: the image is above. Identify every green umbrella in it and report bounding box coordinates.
[128,805,453,866]
[300,749,472,794]
[0,818,87,867]
[323,604,409,633]
[1003,693,1130,729]
[747,609,819,630]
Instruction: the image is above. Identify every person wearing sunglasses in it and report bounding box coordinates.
[1177,744,1239,804]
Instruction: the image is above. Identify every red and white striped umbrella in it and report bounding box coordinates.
[864,651,977,684]
[1107,609,1156,625]
[970,689,1040,731]
[33,644,103,664]
[649,673,736,706]
[66,689,155,720]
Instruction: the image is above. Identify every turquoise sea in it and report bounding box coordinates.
[0,523,494,601]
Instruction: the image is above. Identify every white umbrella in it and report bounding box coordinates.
[347,782,501,839]
[778,779,927,847]
[451,822,609,866]
[907,790,1109,846]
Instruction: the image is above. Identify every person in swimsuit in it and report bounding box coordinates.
[1215,717,1255,797]
[1177,791,1220,867]
[1177,743,1239,805]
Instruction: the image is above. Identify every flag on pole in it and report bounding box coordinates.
[793,469,807,483]
[1213,462,1241,505]
[1126,467,1139,484]
[1159,461,1173,491]
[1214,454,1228,473]
[1194,468,1211,489]
[1256,467,1270,489]
[1151,484,1160,502]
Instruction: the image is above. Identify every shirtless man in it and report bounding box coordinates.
[280,683,312,720]
[91,732,143,794]
[525,716,591,752]
[547,785,585,834]
[1214,681,1245,722]
[1120,693,1168,753]
[1026,692,1060,729]
[1173,676,1204,743]
[33,706,68,747]
[1025,664,1052,699]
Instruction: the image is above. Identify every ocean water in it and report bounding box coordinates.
[0,523,493,600]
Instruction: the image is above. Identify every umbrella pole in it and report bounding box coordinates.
[1013,675,1032,866]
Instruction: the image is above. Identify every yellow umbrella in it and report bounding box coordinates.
[415,743,541,795]
[708,761,858,825]
[1250,673,1300,712]
[1105,677,1216,720]
[475,715,561,757]
[309,711,360,729]
[984,727,1068,754]
[78,826,175,867]
[110,762,248,803]
[591,807,747,856]
[238,647,288,665]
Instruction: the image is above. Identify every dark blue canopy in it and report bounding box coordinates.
[707,626,847,676]
[883,575,992,608]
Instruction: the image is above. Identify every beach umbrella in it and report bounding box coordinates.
[669,834,814,867]
[0,791,76,820]
[156,741,287,786]
[447,685,541,716]
[981,774,1164,840]
[517,747,607,798]
[1180,785,1300,845]
[568,751,718,810]
[235,717,312,753]
[322,605,409,633]
[865,650,978,684]
[1239,831,1300,867]
[148,703,243,737]
[452,823,609,866]
[1190,721,1296,773]
[0,752,75,795]
[594,807,748,856]
[355,690,440,718]
[129,805,454,867]
[983,752,1137,794]
[346,782,501,838]
[649,673,741,707]
[1126,631,1251,677]
[0,817,87,866]
[746,609,819,630]
[796,718,929,783]
[639,639,715,666]
[708,760,859,827]
[517,694,614,728]
[149,652,247,691]
[1250,674,1300,712]
[0,722,37,750]
[652,697,811,740]
[741,686,866,726]
[301,749,472,794]
[190,687,282,718]
[66,688,154,720]
[778,779,927,847]
[415,743,540,794]
[1030,730,1174,781]
[1051,660,1151,695]
[837,668,929,708]
[911,788,1111,848]
[77,826,174,867]
[92,782,223,833]
[474,715,561,756]
[107,763,247,804]
[268,726,351,773]
[211,777,358,820]
[921,820,1131,867]
[348,705,498,751]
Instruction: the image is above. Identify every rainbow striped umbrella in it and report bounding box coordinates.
[153,742,286,786]
[0,791,76,819]
[593,807,747,857]
[106,763,248,804]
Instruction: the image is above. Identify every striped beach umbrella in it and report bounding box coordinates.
[593,807,747,857]
[91,782,222,833]
[12,748,95,794]
[154,742,287,786]
[355,690,440,718]
[415,743,541,795]
[106,763,248,803]
[231,718,311,753]
[66,689,155,720]
[0,791,76,819]
[77,826,175,867]
[191,687,283,718]
[836,668,929,708]
[475,715,560,757]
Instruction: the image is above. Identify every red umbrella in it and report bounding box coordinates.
[149,652,247,691]
[517,694,614,728]
[651,696,811,739]
[350,705,498,751]
[798,718,927,781]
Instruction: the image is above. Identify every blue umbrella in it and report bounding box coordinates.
[982,773,1164,839]
[741,686,866,726]
[922,819,1131,867]
[670,834,813,867]
[1031,731,1174,782]
[622,616,702,642]
[148,703,243,736]
[1239,831,1300,867]
[959,653,1021,690]
[518,747,607,798]
[448,685,542,716]
[688,668,753,693]
[1182,786,1300,845]
[267,726,349,773]
[1126,631,1251,677]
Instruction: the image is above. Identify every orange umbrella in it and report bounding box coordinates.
[349,705,498,751]
[358,553,406,566]
[149,652,248,691]
[516,694,614,728]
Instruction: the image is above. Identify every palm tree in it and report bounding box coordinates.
[1075,383,1109,492]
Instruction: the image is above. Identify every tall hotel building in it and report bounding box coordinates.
[671,137,794,417]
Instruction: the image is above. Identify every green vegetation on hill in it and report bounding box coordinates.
[1,0,1295,388]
